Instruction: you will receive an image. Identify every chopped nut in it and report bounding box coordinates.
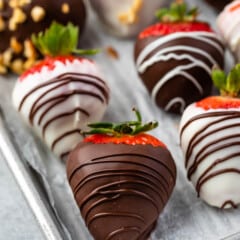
[3,49,13,66]
[0,16,5,31]
[0,65,7,74]
[9,0,19,8]
[106,46,119,59]
[61,3,70,14]
[0,0,4,10]
[0,54,6,74]
[10,37,23,53]
[9,0,31,7]
[11,58,24,74]
[31,6,46,22]
[118,0,143,24]
[24,58,36,70]
[9,7,27,31]
[19,0,31,6]
[24,39,37,59]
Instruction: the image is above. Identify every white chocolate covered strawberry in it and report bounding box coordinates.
[12,22,110,159]
[217,0,240,62]
[180,64,240,209]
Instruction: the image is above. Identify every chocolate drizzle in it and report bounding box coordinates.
[16,71,109,157]
[180,109,240,208]
[67,142,176,240]
[134,32,224,113]
[221,200,238,209]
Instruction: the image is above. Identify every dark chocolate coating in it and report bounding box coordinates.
[0,0,86,72]
[67,142,176,240]
[204,0,231,11]
[134,33,225,114]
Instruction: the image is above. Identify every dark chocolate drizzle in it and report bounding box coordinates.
[67,143,176,240]
[221,200,238,209]
[18,71,109,157]
[51,128,83,151]
[18,72,109,132]
[180,110,240,206]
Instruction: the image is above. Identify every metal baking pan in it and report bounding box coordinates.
[0,0,240,239]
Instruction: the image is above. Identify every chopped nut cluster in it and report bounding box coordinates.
[0,0,40,74]
[0,39,38,74]
[31,6,46,22]
[0,0,79,75]
[9,7,27,31]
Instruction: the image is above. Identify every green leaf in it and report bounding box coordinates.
[212,68,227,92]
[88,122,114,129]
[84,128,116,135]
[83,109,159,137]
[132,121,158,135]
[226,64,240,96]
[155,1,198,23]
[155,8,169,20]
[73,49,101,55]
[31,21,98,57]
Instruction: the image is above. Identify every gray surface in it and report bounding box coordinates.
[0,151,45,240]
[0,1,240,240]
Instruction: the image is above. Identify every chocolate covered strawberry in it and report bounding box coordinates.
[12,22,110,159]
[180,64,240,209]
[134,0,224,114]
[67,109,176,240]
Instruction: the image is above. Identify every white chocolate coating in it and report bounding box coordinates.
[12,58,110,158]
[89,0,167,37]
[217,0,240,61]
[179,103,240,209]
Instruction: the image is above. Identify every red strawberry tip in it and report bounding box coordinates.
[139,21,213,39]
[83,108,162,146]
[84,133,166,147]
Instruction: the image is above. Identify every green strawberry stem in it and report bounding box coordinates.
[155,0,198,23]
[212,64,240,98]
[84,108,158,137]
[31,21,100,57]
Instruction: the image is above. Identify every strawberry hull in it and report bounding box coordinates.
[12,58,110,159]
[67,142,176,240]
[179,102,240,208]
[134,30,224,114]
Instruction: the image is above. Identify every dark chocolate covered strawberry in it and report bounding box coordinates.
[180,64,240,209]
[134,0,224,114]
[0,0,86,74]
[12,22,110,159]
[67,109,176,240]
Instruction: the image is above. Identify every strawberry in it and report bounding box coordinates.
[12,22,110,159]
[217,0,240,63]
[67,109,176,240]
[134,0,224,114]
[0,0,86,74]
[179,64,240,209]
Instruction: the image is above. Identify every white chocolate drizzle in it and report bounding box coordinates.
[136,31,224,112]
